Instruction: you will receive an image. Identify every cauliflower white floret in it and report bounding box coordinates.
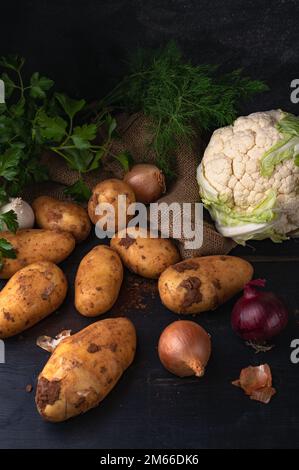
[197,110,299,243]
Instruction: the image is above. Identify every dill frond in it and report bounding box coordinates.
[103,42,268,177]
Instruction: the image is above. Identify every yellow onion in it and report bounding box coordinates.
[124,164,166,204]
[158,320,211,377]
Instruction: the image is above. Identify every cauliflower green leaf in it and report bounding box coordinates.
[201,188,277,227]
[260,113,299,177]
[198,163,278,228]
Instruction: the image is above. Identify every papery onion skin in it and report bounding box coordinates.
[158,320,211,377]
[231,279,289,342]
[232,363,276,404]
[124,164,166,204]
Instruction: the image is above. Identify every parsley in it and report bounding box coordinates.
[33,92,130,201]
[64,179,92,202]
[0,209,18,268]
[0,210,18,233]
[0,56,130,204]
[0,55,50,200]
[30,72,54,99]
[113,151,134,172]
[0,238,17,270]
[0,147,22,181]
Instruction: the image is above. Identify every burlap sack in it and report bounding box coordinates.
[24,112,235,258]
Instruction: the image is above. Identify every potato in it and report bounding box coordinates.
[88,179,135,231]
[158,256,254,314]
[35,317,136,422]
[0,229,75,279]
[0,261,67,338]
[111,227,181,279]
[33,196,91,242]
[75,245,123,317]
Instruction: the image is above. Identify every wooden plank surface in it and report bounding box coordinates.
[0,233,298,449]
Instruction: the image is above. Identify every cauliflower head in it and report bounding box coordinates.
[197,110,299,243]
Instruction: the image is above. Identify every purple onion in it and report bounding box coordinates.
[231,279,289,342]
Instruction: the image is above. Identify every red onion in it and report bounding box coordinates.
[231,279,288,342]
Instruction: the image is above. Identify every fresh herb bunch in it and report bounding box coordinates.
[33,93,131,201]
[0,55,129,202]
[0,55,50,203]
[102,42,268,176]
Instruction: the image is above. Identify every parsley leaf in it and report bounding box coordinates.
[30,72,54,99]
[0,238,17,270]
[0,147,22,180]
[0,115,14,143]
[62,148,94,172]
[0,210,18,233]
[64,179,92,202]
[71,124,97,149]
[0,188,8,205]
[35,110,67,142]
[113,151,133,172]
[0,55,25,72]
[10,96,25,117]
[0,103,7,115]
[1,73,15,98]
[106,114,117,138]
[55,93,86,119]
[73,123,97,141]
[88,148,106,170]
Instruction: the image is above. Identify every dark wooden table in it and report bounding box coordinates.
[0,232,298,449]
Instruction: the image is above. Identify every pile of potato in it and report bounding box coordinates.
[0,181,253,422]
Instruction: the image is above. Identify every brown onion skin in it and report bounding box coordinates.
[124,164,166,204]
[158,320,211,378]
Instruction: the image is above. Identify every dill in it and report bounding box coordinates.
[102,42,268,177]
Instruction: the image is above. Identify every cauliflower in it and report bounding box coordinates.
[197,110,299,243]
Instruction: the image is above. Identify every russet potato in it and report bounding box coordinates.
[75,245,123,317]
[111,227,181,279]
[35,317,136,422]
[0,261,67,338]
[33,196,91,243]
[88,179,135,231]
[0,229,75,279]
[158,256,254,314]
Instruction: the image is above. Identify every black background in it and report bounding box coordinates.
[0,0,299,450]
[0,0,299,112]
